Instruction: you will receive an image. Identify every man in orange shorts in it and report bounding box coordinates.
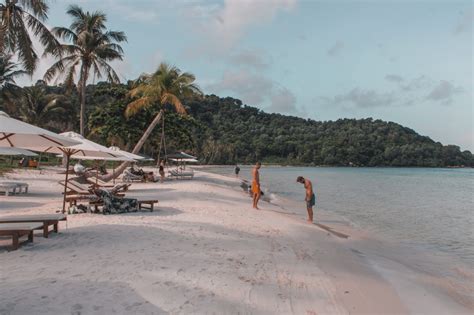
[252,162,262,209]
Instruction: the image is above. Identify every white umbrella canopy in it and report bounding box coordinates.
[0,111,80,150]
[0,147,38,156]
[109,146,145,161]
[42,131,122,159]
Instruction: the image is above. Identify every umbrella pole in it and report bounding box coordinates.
[113,161,116,185]
[96,161,99,186]
[62,152,71,214]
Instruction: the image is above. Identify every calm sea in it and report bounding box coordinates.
[199,166,474,267]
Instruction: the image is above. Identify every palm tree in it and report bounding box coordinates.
[0,53,25,112]
[43,4,127,135]
[0,0,59,74]
[17,84,70,128]
[102,62,201,181]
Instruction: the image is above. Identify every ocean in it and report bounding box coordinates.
[200,166,474,267]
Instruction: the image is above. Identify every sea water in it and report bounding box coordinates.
[200,166,474,267]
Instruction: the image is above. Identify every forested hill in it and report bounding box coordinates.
[184,95,473,167]
[2,82,473,167]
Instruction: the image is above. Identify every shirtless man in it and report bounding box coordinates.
[252,162,262,209]
[297,176,315,223]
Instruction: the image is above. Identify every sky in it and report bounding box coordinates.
[20,0,473,151]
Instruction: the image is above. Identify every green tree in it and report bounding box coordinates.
[102,62,201,181]
[44,4,126,135]
[0,53,25,111]
[0,0,58,73]
[16,84,70,128]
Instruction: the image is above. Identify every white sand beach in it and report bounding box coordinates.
[0,168,472,314]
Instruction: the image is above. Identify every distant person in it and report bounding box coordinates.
[159,159,166,183]
[234,165,240,178]
[74,162,86,175]
[297,176,315,223]
[252,162,262,209]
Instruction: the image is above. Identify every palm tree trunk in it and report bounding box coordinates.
[102,110,164,182]
[78,64,89,135]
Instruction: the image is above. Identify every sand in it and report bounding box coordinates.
[0,167,472,314]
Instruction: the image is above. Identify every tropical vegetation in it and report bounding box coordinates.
[44,4,126,135]
[0,0,59,74]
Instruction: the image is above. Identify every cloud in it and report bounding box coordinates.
[228,49,272,70]
[400,75,432,92]
[184,0,297,53]
[322,75,465,109]
[269,87,299,114]
[453,9,474,35]
[385,74,404,83]
[327,41,344,57]
[208,70,273,104]
[324,88,396,108]
[426,80,464,105]
[207,68,301,114]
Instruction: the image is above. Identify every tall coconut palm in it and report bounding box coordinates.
[102,62,201,181]
[43,4,126,135]
[0,53,25,112]
[0,0,59,74]
[17,85,70,128]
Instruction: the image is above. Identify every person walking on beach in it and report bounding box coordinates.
[234,164,240,178]
[297,176,315,223]
[159,159,166,183]
[252,162,262,209]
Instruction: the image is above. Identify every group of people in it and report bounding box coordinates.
[238,162,316,223]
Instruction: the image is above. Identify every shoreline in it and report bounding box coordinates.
[0,167,472,314]
[197,167,474,312]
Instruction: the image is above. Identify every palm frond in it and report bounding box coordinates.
[125,97,151,117]
[161,92,187,115]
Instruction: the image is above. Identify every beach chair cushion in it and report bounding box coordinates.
[94,189,138,214]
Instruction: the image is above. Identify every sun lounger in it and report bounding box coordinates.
[168,169,194,180]
[86,176,115,188]
[0,222,43,250]
[122,169,145,182]
[0,183,18,196]
[0,214,67,238]
[0,181,29,194]
[138,200,159,212]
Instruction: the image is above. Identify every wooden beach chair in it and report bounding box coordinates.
[168,169,194,180]
[1,181,29,194]
[0,222,43,250]
[0,214,67,238]
[86,176,115,188]
[0,183,19,196]
[122,169,145,182]
[138,200,159,212]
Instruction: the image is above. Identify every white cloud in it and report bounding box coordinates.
[325,88,396,108]
[207,68,301,114]
[184,0,297,53]
[269,87,299,114]
[208,69,273,104]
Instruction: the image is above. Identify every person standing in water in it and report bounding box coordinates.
[297,176,315,223]
[252,162,262,209]
[234,164,240,178]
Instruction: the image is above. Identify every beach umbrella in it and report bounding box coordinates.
[109,146,145,161]
[0,147,38,156]
[0,111,79,150]
[43,131,128,212]
[167,152,197,160]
